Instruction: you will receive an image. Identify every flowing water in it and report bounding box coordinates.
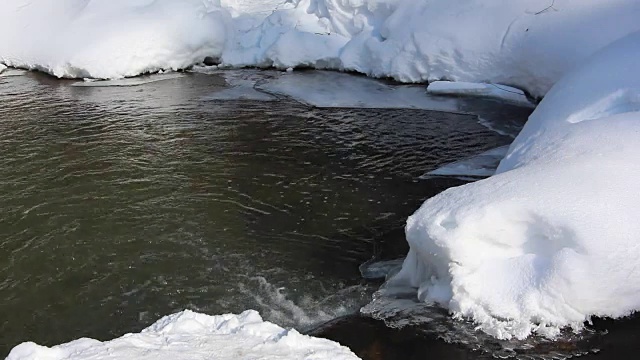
[0,69,528,356]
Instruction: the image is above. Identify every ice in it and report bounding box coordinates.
[0,68,27,77]
[359,259,404,280]
[388,31,640,340]
[427,82,534,108]
[198,69,276,101]
[421,146,510,180]
[70,73,184,87]
[256,71,461,111]
[6,310,360,360]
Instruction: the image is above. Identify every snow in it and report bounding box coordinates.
[420,146,510,180]
[0,0,230,79]
[389,31,640,340]
[0,63,6,74]
[6,310,360,360]
[427,82,533,108]
[2,0,640,345]
[2,0,640,98]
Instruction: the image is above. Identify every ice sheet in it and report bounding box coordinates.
[427,82,534,108]
[198,69,277,101]
[421,146,510,179]
[257,71,461,111]
[70,73,184,87]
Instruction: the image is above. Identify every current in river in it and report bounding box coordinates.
[0,69,529,356]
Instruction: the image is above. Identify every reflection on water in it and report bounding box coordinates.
[0,71,517,355]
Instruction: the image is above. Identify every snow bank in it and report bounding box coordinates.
[3,0,640,96]
[0,0,230,78]
[0,63,6,74]
[6,310,359,360]
[389,31,640,340]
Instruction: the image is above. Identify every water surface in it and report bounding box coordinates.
[0,70,521,355]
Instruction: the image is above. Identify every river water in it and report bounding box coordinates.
[0,69,529,356]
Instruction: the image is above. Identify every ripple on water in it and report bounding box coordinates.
[0,70,525,355]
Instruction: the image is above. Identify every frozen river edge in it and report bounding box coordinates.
[4,0,640,358]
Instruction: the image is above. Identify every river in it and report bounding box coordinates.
[1,69,531,357]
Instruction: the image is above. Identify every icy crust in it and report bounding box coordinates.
[426,82,533,108]
[421,146,510,180]
[3,0,640,97]
[6,310,360,360]
[389,32,640,340]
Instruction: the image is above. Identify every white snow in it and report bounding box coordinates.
[6,310,360,360]
[2,0,640,98]
[0,63,6,74]
[389,31,640,340]
[427,82,534,108]
[421,146,510,180]
[0,0,230,79]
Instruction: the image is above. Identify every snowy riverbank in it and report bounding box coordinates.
[390,31,640,340]
[3,0,640,351]
[2,1,639,99]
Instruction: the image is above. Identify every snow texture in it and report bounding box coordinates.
[0,0,231,79]
[390,31,640,340]
[6,310,360,360]
[2,0,640,98]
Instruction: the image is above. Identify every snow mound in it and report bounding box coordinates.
[0,0,230,79]
[427,82,533,108]
[0,63,6,74]
[6,310,360,360]
[389,31,640,340]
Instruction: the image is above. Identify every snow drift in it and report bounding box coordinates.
[0,0,230,78]
[6,310,359,360]
[390,31,640,339]
[3,0,640,98]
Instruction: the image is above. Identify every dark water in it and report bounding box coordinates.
[0,70,524,356]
